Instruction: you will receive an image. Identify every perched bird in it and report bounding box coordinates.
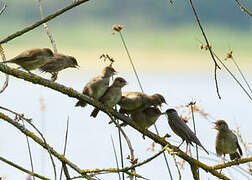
[164,108,209,154]
[75,66,116,107]
[39,53,79,73]
[121,107,162,130]
[90,77,127,118]
[3,48,53,73]
[214,120,242,160]
[118,92,166,114]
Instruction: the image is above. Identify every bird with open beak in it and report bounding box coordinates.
[118,92,166,114]
[75,65,116,107]
[214,120,242,160]
[164,108,209,154]
[90,77,127,118]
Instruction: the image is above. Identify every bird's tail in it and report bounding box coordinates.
[230,152,241,160]
[199,144,209,155]
[75,100,87,107]
[90,108,99,118]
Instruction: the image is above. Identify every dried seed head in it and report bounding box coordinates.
[204,44,212,50]
[112,25,123,32]
[224,50,233,60]
[200,44,204,50]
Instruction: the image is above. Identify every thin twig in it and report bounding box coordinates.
[0,112,90,179]
[0,105,31,122]
[22,120,35,180]
[0,45,9,94]
[109,115,135,180]
[38,0,57,53]
[0,0,90,44]
[110,135,121,180]
[60,117,70,180]
[0,2,6,15]
[188,0,221,99]
[189,102,199,176]
[20,116,57,180]
[213,53,252,101]
[115,28,173,180]
[0,156,49,180]
[62,163,71,180]
[230,57,252,94]
[172,155,182,180]
[0,65,239,179]
[233,0,252,17]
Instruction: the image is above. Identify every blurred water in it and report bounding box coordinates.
[0,68,251,179]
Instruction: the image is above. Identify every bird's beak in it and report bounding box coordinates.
[212,122,218,130]
[74,64,80,69]
[161,112,167,115]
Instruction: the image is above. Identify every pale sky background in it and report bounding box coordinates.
[0,0,252,180]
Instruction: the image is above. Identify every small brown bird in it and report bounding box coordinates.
[39,53,79,73]
[3,48,53,73]
[121,107,162,130]
[75,66,116,107]
[90,77,127,118]
[214,120,242,160]
[164,108,209,154]
[118,92,166,114]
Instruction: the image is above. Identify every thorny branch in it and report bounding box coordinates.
[0,64,234,180]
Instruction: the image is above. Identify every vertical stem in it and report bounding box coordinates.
[190,103,199,177]
[118,30,173,180]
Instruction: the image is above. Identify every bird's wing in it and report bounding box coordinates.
[237,142,243,156]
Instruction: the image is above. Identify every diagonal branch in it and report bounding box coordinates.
[188,0,221,99]
[234,0,252,18]
[0,0,90,44]
[0,64,233,180]
[0,112,93,180]
[0,155,49,180]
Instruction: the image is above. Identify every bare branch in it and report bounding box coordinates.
[0,112,93,180]
[38,0,57,53]
[0,155,49,180]
[0,2,6,15]
[0,45,9,94]
[0,0,90,44]
[188,0,221,99]
[0,64,238,180]
[234,0,252,18]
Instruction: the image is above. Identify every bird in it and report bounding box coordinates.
[90,77,127,118]
[214,120,242,160]
[2,48,54,73]
[39,53,79,73]
[121,107,162,130]
[75,65,116,107]
[118,92,166,114]
[164,108,209,154]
